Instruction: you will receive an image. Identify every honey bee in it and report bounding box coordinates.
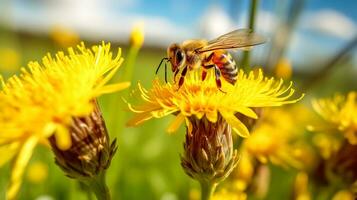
[156,29,266,90]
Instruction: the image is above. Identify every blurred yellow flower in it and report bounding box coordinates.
[0,42,130,200]
[127,69,303,137]
[243,105,315,169]
[312,92,357,144]
[26,161,48,184]
[274,57,292,79]
[130,22,145,48]
[312,132,341,159]
[50,25,80,48]
[189,188,200,200]
[332,190,355,200]
[212,189,247,200]
[0,48,21,71]
[294,172,311,200]
[233,151,254,189]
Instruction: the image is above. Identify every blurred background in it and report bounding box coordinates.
[0,0,356,199]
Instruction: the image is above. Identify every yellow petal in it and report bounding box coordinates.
[126,112,153,127]
[236,107,258,119]
[96,82,130,95]
[185,118,193,135]
[55,125,72,150]
[206,111,218,123]
[220,110,250,137]
[7,136,38,200]
[96,57,124,88]
[167,114,185,134]
[0,143,20,167]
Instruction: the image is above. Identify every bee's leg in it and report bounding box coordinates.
[204,52,214,62]
[201,69,208,81]
[214,65,226,93]
[177,66,188,89]
[173,68,180,83]
[202,64,215,81]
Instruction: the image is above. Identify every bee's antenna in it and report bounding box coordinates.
[156,57,169,75]
[164,61,168,83]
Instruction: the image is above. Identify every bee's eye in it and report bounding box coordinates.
[175,50,184,65]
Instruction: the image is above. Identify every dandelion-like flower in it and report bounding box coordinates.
[127,69,303,137]
[312,92,357,144]
[310,92,357,194]
[0,42,130,200]
[127,69,303,199]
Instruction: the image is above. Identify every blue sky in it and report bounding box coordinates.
[0,0,356,70]
[109,0,357,28]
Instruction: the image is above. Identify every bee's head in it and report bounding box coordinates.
[167,43,186,72]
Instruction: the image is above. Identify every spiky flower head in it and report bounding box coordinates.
[127,69,303,137]
[312,91,357,144]
[0,42,129,199]
[127,68,303,195]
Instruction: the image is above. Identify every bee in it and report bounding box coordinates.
[156,29,266,90]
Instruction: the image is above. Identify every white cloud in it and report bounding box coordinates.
[302,9,357,40]
[1,0,192,47]
[198,7,278,41]
[234,10,279,34]
[199,5,234,39]
[256,10,280,34]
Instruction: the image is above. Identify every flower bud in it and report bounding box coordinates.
[129,23,144,49]
[49,101,117,180]
[181,114,239,185]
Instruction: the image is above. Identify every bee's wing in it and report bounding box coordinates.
[197,29,266,53]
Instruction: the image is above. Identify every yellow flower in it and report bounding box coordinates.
[0,42,130,200]
[127,69,303,138]
[231,150,254,191]
[129,22,145,48]
[312,92,357,144]
[212,189,247,200]
[50,25,80,48]
[274,58,292,79]
[294,172,311,200]
[26,161,48,184]
[312,132,341,159]
[332,190,355,200]
[244,105,315,169]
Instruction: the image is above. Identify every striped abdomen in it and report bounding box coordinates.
[212,52,238,85]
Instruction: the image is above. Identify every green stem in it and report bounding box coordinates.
[108,46,140,134]
[85,171,111,200]
[200,181,217,200]
[79,181,95,200]
[86,190,94,200]
[241,0,259,72]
